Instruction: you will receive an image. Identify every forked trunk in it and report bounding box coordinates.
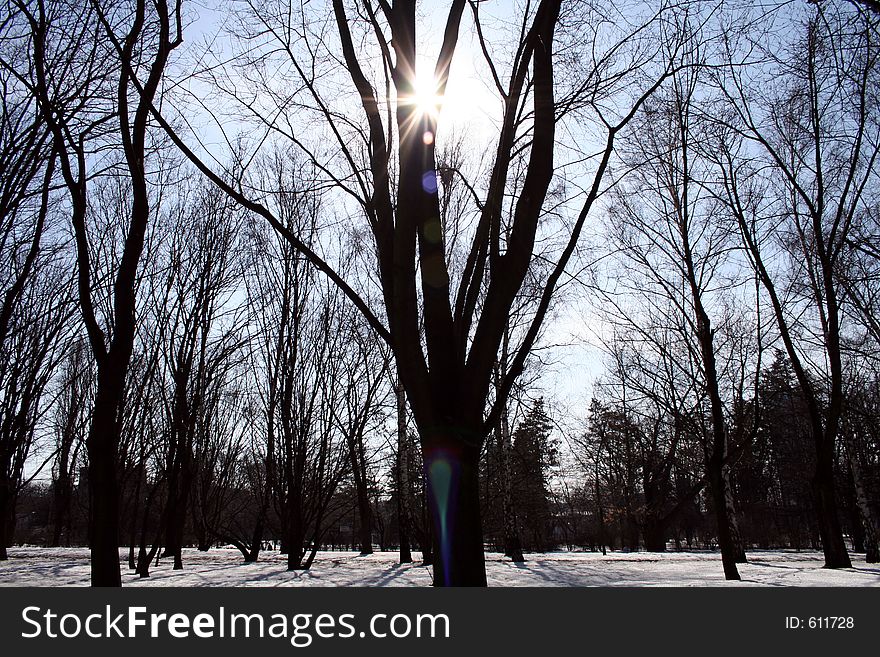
[244,517,264,563]
[136,540,162,578]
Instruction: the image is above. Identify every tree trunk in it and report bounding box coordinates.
[303,503,329,570]
[162,462,180,561]
[395,380,412,564]
[135,545,149,577]
[136,502,167,578]
[286,482,307,571]
[812,438,852,568]
[417,508,434,566]
[0,473,9,560]
[195,508,210,552]
[126,464,143,569]
[424,442,486,586]
[595,460,607,556]
[352,446,373,555]
[417,507,434,566]
[133,474,166,578]
[170,456,194,570]
[708,464,741,580]
[86,376,122,587]
[846,442,877,563]
[163,381,194,570]
[51,465,73,548]
[245,426,276,564]
[136,539,162,578]
[244,517,264,563]
[691,297,740,579]
[723,464,747,563]
[397,497,412,564]
[643,517,667,552]
[701,351,741,580]
[845,467,866,553]
[421,543,434,565]
[499,410,524,562]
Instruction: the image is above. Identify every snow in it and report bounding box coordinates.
[1,547,878,587]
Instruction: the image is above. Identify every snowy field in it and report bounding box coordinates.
[1,548,879,586]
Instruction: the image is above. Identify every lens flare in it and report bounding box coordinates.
[428,456,453,586]
[421,171,438,194]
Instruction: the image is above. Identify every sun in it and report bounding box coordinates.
[397,70,445,145]
[399,66,499,145]
[412,71,443,119]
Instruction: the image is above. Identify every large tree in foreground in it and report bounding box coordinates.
[142,0,686,585]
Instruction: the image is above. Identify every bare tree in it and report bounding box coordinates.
[603,33,752,576]
[50,338,90,547]
[0,54,53,352]
[710,1,880,568]
[0,256,70,559]
[331,307,392,556]
[243,161,352,570]
[154,180,244,570]
[14,0,183,584]
[0,24,65,558]
[143,0,686,585]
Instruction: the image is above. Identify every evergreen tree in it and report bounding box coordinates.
[511,399,557,551]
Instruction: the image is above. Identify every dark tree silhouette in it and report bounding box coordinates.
[141,0,684,585]
[710,3,880,567]
[16,0,183,584]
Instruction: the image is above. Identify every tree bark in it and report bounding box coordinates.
[166,451,194,570]
[86,371,123,586]
[350,438,373,555]
[723,465,747,562]
[396,381,412,564]
[0,466,10,560]
[643,517,667,552]
[51,469,72,549]
[812,435,852,568]
[848,442,879,563]
[285,464,307,570]
[424,441,486,586]
[499,410,524,562]
[697,315,742,580]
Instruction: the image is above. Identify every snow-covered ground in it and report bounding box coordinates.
[1,547,878,586]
